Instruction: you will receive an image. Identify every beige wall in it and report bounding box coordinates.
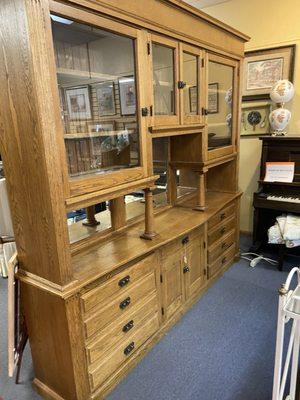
[202,0,300,232]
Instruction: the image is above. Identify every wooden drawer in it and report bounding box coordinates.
[208,216,235,247]
[83,273,157,339]
[81,252,157,314]
[208,202,235,230]
[86,293,158,366]
[207,243,236,280]
[89,312,160,391]
[208,230,235,264]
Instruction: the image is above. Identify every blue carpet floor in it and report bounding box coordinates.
[0,235,296,400]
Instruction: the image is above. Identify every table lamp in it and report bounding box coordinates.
[269,79,294,136]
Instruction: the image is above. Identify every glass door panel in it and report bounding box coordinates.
[181,44,202,124]
[51,15,141,180]
[207,55,236,153]
[151,35,179,125]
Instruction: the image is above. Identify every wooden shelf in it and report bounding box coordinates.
[64,129,135,139]
[150,123,205,138]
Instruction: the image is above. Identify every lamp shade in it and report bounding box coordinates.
[269,107,291,132]
[270,79,294,104]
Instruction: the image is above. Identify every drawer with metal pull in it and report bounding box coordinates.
[208,202,235,230]
[81,252,157,314]
[83,272,157,339]
[207,243,236,280]
[208,230,235,264]
[89,312,160,391]
[208,215,235,247]
[86,293,158,366]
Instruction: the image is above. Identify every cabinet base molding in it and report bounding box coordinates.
[33,379,67,400]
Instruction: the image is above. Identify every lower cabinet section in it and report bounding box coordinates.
[78,202,238,397]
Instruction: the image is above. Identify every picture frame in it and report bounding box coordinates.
[65,86,92,120]
[189,86,197,114]
[118,76,136,116]
[208,82,219,114]
[243,45,295,101]
[94,81,116,116]
[241,102,272,137]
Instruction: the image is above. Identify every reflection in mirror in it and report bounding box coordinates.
[177,170,197,198]
[152,43,175,116]
[51,15,140,178]
[67,202,111,244]
[152,138,169,207]
[183,52,198,116]
[207,61,234,149]
[125,191,145,222]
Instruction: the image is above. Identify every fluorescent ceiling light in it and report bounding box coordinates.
[51,15,73,25]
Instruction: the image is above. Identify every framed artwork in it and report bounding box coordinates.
[88,121,115,134]
[241,102,272,137]
[65,86,92,120]
[118,76,136,116]
[208,82,219,114]
[243,45,295,100]
[189,86,197,113]
[94,81,116,116]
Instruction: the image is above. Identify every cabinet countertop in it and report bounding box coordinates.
[72,190,242,289]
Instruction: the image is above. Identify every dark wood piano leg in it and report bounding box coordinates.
[278,244,286,271]
[250,207,263,252]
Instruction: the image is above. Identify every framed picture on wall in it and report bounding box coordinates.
[65,86,92,120]
[243,45,295,101]
[241,102,272,136]
[118,76,136,116]
[94,81,116,116]
[208,82,219,114]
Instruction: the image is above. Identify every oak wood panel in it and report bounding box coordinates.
[207,243,236,280]
[208,201,235,230]
[208,215,236,246]
[0,0,72,285]
[208,229,235,265]
[51,0,248,58]
[81,252,157,313]
[83,273,157,338]
[86,293,158,366]
[89,312,160,391]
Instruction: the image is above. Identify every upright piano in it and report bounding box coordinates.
[253,137,300,268]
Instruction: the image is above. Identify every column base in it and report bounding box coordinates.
[140,231,158,240]
[82,220,100,227]
[193,205,205,212]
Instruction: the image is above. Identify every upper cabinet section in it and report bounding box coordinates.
[50,12,149,195]
[207,54,239,160]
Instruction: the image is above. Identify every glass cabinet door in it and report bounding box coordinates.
[151,35,179,126]
[180,44,203,125]
[50,13,146,192]
[207,54,238,158]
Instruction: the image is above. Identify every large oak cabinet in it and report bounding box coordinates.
[0,1,248,399]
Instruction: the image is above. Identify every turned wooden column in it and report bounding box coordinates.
[194,170,206,211]
[82,205,100,227]
[140,188,158,240]
[110,197,126,231]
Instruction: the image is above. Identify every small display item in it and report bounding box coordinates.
[247,110,261,131]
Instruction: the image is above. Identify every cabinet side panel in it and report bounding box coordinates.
[22,283,78,400]
[0,0,71,285]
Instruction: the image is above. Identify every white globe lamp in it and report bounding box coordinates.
[269,79,294,136]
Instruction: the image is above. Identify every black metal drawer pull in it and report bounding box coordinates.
[119,297,131,310]
[124,342,135,356]
[220,227,226,234]
[119,275,130,287]
[183,266,190,274]
[222,257,227,264]
[222,242,227,249]
[220,213,226,220]
[123,320,134,333]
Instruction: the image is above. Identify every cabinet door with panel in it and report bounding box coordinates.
[206,53,239,160]
[50,8,149,196]
[160,248,184,320]
[183,228,206,299]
